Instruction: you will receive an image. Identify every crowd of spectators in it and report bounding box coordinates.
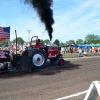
[9,43,30,55]
[61,46,100,57]
[0,43,30,58]
[1,43,100,58]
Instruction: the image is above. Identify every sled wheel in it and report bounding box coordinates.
[29,49,47,68]
[58,59,64,66]
[0,63,8,73]
[50,58,56,64]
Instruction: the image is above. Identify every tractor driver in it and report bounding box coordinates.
[36,39,41,46]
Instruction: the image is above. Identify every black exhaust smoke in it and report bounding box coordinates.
[24,0,54,41]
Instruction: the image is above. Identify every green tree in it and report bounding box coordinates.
[66,41,69,44]
[0,39,10,47]
[95,35,100,43]
[85,34,98,44]
[13,37,24,44]
[84,40,87,44]
[40,39,44,43]
[67,40,75,44]
[76,39,83,44]
[53,39,60,46]
[44,39,50,44]
[32,40,36,43]
[60,42,64,46]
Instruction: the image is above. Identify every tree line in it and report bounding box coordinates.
[0,34,100,47]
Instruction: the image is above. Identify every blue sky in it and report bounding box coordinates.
[0,0,100,43]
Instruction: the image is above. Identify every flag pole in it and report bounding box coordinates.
[15,30,17,55]
[8,26,10,51]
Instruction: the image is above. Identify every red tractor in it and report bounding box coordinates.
[21,36,64,69]
[0,35,64,73]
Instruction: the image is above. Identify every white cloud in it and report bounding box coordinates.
[1,0,100,42]
[51,0,100,42]
[93,18,100,21]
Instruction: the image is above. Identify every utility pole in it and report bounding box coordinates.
[27,30,31,43]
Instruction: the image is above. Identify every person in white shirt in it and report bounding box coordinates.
[83,48,87,56]
[78,48,82,57]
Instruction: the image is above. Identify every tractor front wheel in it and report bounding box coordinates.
[58,59,64,66]
[50,58,56,64]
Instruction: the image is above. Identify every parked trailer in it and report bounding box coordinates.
[0,50,10,73]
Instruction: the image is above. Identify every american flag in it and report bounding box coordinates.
[0,26,10,40]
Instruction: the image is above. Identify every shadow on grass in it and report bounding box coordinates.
[0,60,81,78]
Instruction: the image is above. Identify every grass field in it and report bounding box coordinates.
[62,52,100,58]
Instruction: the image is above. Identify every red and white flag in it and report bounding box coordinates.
[0,26,10,41]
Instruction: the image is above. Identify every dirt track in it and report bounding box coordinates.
[0,56,100,100]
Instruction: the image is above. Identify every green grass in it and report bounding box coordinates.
[61,52,100,58]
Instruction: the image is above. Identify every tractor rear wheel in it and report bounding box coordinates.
[22,50,29,56]
[29,49,47,68]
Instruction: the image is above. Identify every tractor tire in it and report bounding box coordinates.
[22,50,29,56]
[50,58,56,64]
[29,49,47,68]
[58,59,64,66]
[0,63,8,73]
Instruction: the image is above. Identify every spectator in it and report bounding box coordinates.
[70,47,73,53]
[64,47,66,54]
[89,47,92,52]
[78,48,82,57]
[98,47,100,51]
[83,48,87,56]
[61,47,64,53]
[67,47,70,53]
